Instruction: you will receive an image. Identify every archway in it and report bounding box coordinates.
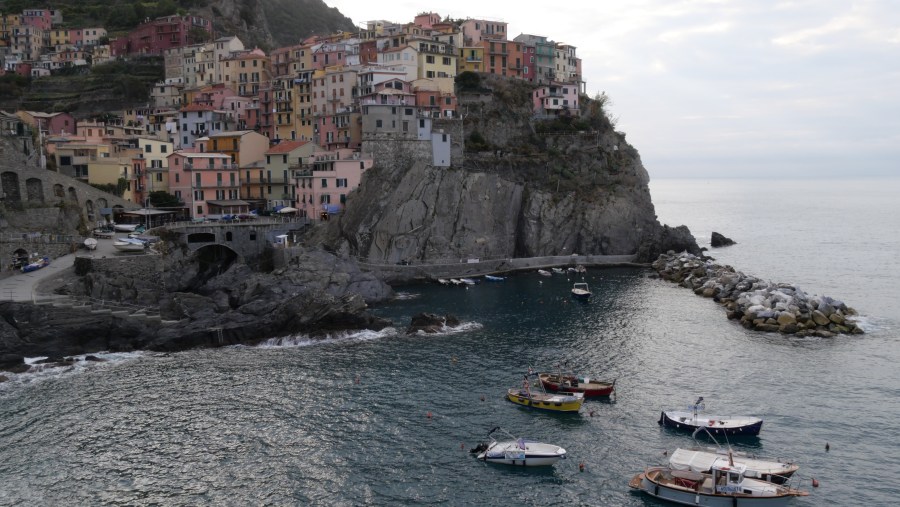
[53,184,64,199]
[191,244,239,287]
[1,172,21,202]
[67,186,78,203]
[25,178,44,202]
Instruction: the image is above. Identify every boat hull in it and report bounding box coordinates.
[539,373,615,397]
[630,469,800,507]
[477,441,566,467]
[113,241,146,252]
[571,290,591,299]
[506,388,584,412]
[659,411,763,436]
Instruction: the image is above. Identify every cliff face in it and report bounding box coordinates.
[322,76,698,264]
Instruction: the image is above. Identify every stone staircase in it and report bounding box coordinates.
[35,294,177,324]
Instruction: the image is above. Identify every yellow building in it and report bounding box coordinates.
[412,37,457,80]
[87,158,137,202]
[458,46,485,73]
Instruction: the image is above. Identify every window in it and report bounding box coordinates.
[320,194,331,204]
[443,57,451,65]
[426,55,434,64]
[321,178,328,188]
[174,190,181,200]
[197,206,203,215]
[145,145,152,153]
[375,119,382,128]
[336,178,348,188]
[160,145,167,153]
[175,173,180,183]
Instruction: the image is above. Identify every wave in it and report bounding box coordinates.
[851,315,893,334]
[1,352,145,390]
[256,327,400,348]
[410,321,483,337]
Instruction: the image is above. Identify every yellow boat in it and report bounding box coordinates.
[506,386,585,413]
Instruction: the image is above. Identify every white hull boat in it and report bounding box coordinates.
[113,238,146,252]
[630,464,807,506]
[537,269,551,277]
[670,447,799,484]
[84,238,98,250]
[459,278,476,285]
[571,282,592,299]
[437,279,450,285]
[471,427,566,467]
[113,223,140,232]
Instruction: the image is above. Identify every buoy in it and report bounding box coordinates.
[579,462,585,472]
[589,410,595,417]
[354,375,360,384]
[812,478,819,488]
[825,442,830,452]
[460,442,465,450]
[480,395,485,402]
[426,411,432,419]
[663,450,668,456]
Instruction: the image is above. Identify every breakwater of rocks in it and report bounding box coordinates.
[652,252,863,336]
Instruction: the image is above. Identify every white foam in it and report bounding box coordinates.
[3,352,145,390]
[413,321,483,337]
[257,327,400,348]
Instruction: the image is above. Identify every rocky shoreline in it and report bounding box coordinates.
[652,251,863,336]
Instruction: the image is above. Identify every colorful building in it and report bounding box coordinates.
[110,15,213,57]
[167,151,242,218]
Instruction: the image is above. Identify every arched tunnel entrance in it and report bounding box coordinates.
[192,244,239,286]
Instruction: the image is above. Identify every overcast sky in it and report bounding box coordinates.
[329,0,899,179]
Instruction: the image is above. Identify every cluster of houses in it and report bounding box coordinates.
[1,9,586,221]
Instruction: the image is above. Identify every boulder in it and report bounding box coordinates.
[406,313,461,334]
[711,232,736,247]
[776,313,797,326]
[811,310,831,326]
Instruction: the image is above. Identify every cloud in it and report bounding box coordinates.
[658,22,732,43]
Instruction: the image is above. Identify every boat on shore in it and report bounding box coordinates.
[113,238,147,252]
[84,238,98,251]
[629,462,808,506]
[571,282,592,299]
[113,223,141,232]
[660,397,763,436]
[538,372,615,397]
[21,257,50,273]
[506,376,584,413]
[470,427,567,467]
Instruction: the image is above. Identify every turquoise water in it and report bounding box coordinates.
[1,179,898,506]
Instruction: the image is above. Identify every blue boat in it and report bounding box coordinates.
[21,257,50,273]
[659,397,763,436]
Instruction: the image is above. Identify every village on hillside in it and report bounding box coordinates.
[1,9,585,222]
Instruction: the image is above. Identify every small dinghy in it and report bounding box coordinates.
[659,397,763,436]
[571,282,592,300]
[539,372,615,397]
[537,269,552,277]
[507,375,584,413]
[84,238,98,251]
[471,427,567,467]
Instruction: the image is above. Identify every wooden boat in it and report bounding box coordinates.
[506,377,584,413]
[660,397,763,436]
[538,372,615,397]
[21,257,50,273]
[537,269,552,277]
[471,427,567,467]
[84,238,98,250]
[669,447,799,485]
[113,238,147,252]
[629,462,807,506]
[571,282,592,299]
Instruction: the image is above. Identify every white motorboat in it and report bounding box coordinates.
[113,223,140,232]
[459,278,476,285]
[571,282,592,299]
[537,269,552,277]
[113,238,147,252]
[484,275,505,281]
[450,278,463,285]
[630,462,808,506]
[84,238,98,250]
[437,279,450,285]
[552,267,565,274]
[471,427,567,467]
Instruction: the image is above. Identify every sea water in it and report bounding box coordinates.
[0,178,897,506]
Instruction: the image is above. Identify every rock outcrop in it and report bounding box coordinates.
[711,232,736,247]
[406,313,461,334]
[318,76,699,264]
[652,252,863,336]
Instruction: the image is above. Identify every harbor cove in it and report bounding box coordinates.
[0,2,898,506]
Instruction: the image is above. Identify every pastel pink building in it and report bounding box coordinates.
[167,151,244,218]
[21,9,52,31]
[295,149,372,220]
[532,82,580,117]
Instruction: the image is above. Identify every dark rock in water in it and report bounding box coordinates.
[0,353,25,372]
[407,313,460,334]
[84,355,105,362]
[0,374,8,382]
[711,232,736,247]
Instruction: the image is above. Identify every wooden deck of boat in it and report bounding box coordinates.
[628,473,644,489]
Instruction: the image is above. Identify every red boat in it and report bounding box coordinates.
[538,373,616,397]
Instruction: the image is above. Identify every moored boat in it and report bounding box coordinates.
[437,278,450,285]
[669,447,799,485]
[660,397,763,436]
[571,282,592,299]
[470,427,567,467]
[629,462,807,506]
[538,372,615,397]
[537,269,552,277]
[484,275,505,281]
[459,278,476,285]
[113,223,140,232]
[552,267,565,274]
[506,377,584,413]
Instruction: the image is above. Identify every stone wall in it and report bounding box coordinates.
[74,254,165,289]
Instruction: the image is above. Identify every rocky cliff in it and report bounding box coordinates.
[320,76,698,264]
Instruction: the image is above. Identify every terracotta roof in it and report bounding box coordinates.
[266,140,309,154]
